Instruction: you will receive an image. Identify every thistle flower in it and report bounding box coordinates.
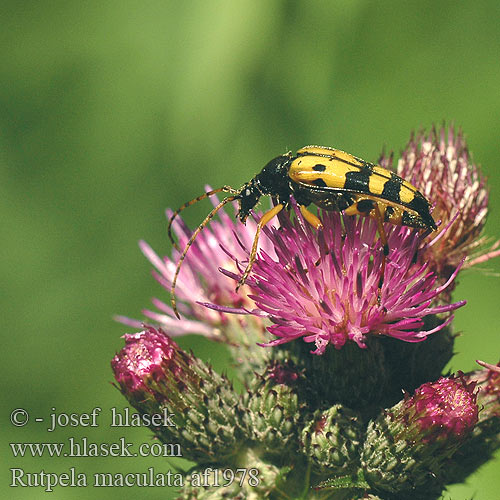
[111,127,500,499]
[219,205,465,355]
[361,374,479,494]
[116,189,271,343]
[112,326,246,463]
[390,126,500,280]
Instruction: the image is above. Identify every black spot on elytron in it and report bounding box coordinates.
[312,164,327,172]
[356,199,375,213]
[381,173,402,202]
[312,178,328,187]
[344,168,371,193]
[384,205,394,222]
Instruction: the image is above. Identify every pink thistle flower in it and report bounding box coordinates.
[404,374,479,441]
[219,204,465,355]
[116,188,272,341]
[393,126,500,280]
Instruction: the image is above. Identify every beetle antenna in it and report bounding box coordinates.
[168,186,238,251]
[171,194,238,319]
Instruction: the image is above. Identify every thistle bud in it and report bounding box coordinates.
[440,361,500,484]
[243,361,302,458]
[301,404,362,476]
[361,375,478,493]
[178,449,283,499]
[112,326,246,464]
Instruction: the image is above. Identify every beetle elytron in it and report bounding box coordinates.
[168,145,437,318]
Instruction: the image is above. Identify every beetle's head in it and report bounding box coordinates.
[237,153,293,223]
[237,180,261,223]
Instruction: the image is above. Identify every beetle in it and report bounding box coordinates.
[168,145,437,318]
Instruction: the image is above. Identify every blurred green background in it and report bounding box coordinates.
[2,1,499,498]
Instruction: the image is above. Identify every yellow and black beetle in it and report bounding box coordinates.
[168,145,437,317]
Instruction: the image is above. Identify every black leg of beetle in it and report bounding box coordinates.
[167,186,238,251]
[373,204,389,303]
[171,195,237,319]
[236,203,284,291]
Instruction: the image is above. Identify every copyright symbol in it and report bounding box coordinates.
[11,408,29,426]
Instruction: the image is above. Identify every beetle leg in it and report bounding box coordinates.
[299,205,324,267]
[343,203,360,216]
[373,203,389,302]
[236,203,284,290]
[299,205,323,230]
